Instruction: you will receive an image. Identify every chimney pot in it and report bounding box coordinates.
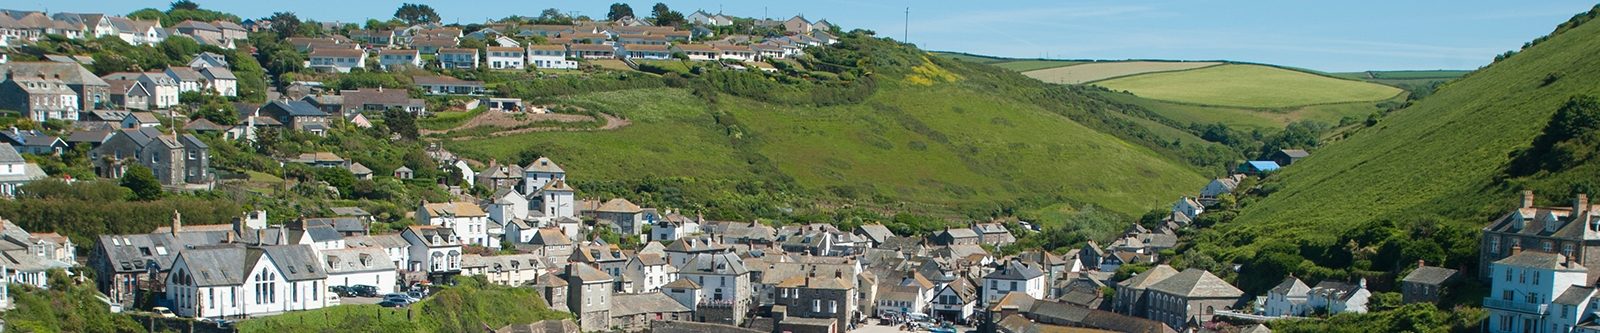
[1511,244,1523,256]
[1578,194,1590,211]
[1523,190,1536,208]
[1417,259,1425,268]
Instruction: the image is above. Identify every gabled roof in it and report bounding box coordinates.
[263,244,327,281]
[176,244,252,287]
[611,292,692,316]
[1146,268,1243,299]
[986,260,1044,281]
[566,262,613,282]
[597,198,643,213]
[321,247,397,274]
[412,75,485,87]
[1269,276,1310,296]
[1277,149,1309,158]
[1402,266,1459,285]
[309,48,366,58]
[663,277,700,289]
[422,201,488,217]
[1494,251,1586,271]
[264,100,328,117]
[1120,265,1179,289]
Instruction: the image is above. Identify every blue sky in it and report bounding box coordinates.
[19,0,1598,71]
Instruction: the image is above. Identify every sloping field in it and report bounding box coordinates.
[991,60,1086,72]
[1023,61,1222,84]
[1095,64,1403,108]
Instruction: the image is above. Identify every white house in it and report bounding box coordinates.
[307,49,367,73]
[322,247,398,295]
[460,253,544,287]
[345,234,411,272]
[188,52,228,69]
[197,66,237,97]
[527,45,577,69]
[523,157,567,194]
[437,48,478,69]
[164,67,204,93]
[376,49,422,70]
[164,244,333,319]
[485,47,526,70]
[621,253,677,293]
[0,144,46,197]
[1307,279,1370,315]
[673,44,718,61]
[418,202,494,248]
[534,179,577,221]
[400,226,462,280]
[1173,197,1204,220]
[1199,175,1243,206]
[982,260,1046,304]
[488,189,530,225]
[1485,248,1588,333]
[930,278,977,322]
[1263,276,1309,317]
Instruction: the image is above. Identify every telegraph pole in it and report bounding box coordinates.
[903,7,910,43]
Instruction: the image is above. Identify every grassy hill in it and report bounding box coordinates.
[1185,4,1600,292]
[1095,64,1404,108]
[445,37,1232,223]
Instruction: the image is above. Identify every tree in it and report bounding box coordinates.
[269,12,302,38]
[607,3,635,21]
[536,8,572,25]
[650,3,685,26]
[394,3,441,25]
[170,0,199,11]
[120,164,163,201]
[384,108,419,140]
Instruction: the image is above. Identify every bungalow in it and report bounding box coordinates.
[568,44,617,59]
[289,152,346,168]
[340,88,426,116]
[437,48,478,69]
[376,49,422,70]
[348,163,371,178]
[413,75,486,95]
[716,45,757,62]
[486,47,526,70]
[622,44,672,60]
[672,44,718,61]
[616,34,669,46]
[527,45,577,69]
[307,48,367,73]
[752,44,786,60]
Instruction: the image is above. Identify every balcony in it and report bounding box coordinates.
[1483,297,1548,314]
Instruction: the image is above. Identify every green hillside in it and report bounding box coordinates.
[239,277,568,333]
[446,36,1229,221]
[1187,4,1600,292]
[1095,64,1404,108]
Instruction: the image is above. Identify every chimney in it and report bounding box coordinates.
[170,210,182,235]
[224,230,235,243]
[1523,190,1535,208]
[1511,244,1523,256]
[1417,259,1425,268]
[1577,194,1590,212]
[256,228,264,245]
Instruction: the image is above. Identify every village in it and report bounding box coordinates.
[0,2,1574,333]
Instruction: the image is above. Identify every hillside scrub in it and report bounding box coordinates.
[238,276,567,333]
[2,270,142,333]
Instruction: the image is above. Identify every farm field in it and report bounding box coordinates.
[1023,61,1223,84]
[1095,64,1404,108]
[991,60,1086,72]
[1098,90,1401,130]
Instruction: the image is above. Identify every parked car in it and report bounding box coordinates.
[152,307,176,318]
[331,285,351,297]
[350,285,380,297]
[202,318,233,329]
[384,293,419,303]
[379,299,408,308]
[407,290,426,301]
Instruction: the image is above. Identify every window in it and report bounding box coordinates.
[1010,281,1018,291]
[1521,271,1527,283]
[1505,268,1512,282]
[1535,273,1541,285]
[1564,243,1575,257]
[1502,290,1512,301]
[1543,241,1554,252]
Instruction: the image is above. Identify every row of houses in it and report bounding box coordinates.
[0,9,249,50]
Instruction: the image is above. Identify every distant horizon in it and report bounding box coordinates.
[13,0,1598,72]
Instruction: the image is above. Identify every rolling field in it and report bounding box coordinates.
[1023,61,1223,84]
[1095,64,1404,108]
[1098,90,1402,130]
[991,60,1086,72]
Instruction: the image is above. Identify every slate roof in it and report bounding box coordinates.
[1268,277,1310,296]
[176,244,252,287]
[302,217,366,234]
[1147,268,1243,299]
[185,118,226,132]
[345,234,408,249]
[663,277,700,289]
[530,228,571,246]
[412,75,485,87]
[855,224,894,243]
[940,228,978,239]
[0,144,22,164]
[524,157,566,173]
[1555,286,1596,305]
[611,292,692,316]
[265,100,328,117]
[986,260,1044,281]
[597,198,643,213]
[321,247,397,274]
[166,66,204,82]
[264,244,327,281]
[1402,266,1459,285]
[1278,149,1309,158]
[1495,251,1586,271]
[1118,265,1178,291]
[567,262,613,282]
[681,252,749,275]
[0,61,109,86]
[199,66,235,80]
[531,271,569,287]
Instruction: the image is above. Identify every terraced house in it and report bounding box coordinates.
[90,127,209,186]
